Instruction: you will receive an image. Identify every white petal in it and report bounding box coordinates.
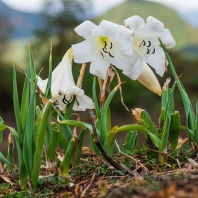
[124,15,145,31]
[122,58,143,80]
[143,45,165,77]
[65,86,84,96]
[119,41,134,56]
[137,16,164,38]
[117,25,133,41]
[160,29,176,49]
[37,76,47,93]
[95,20,119,40]
[73,95,95,111]
[110,41,137,72]
[72,39,98,63]
[138,62,162,96]
[74,20,97,39]
[89,55,109,80]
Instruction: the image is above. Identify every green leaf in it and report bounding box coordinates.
[104,130,117,156]
[60,120,100,137]
[0,152,13,166]
[23,79,37,177]
[92,77,101,124]
[21,66,30,131]
[160,81,176,151]
[169,112,181,149]
[60,138,76,176]
[117,124,148,133]
[47,123,60,159]
[141,110,158,135]
[13,65,23,143]
[159,38,195,132]
[100,85,119,144]
[123,131,137,151]
[89,132,100,156]
[75,128,86,166]
[31,101,52,189]
[45,47,52,99]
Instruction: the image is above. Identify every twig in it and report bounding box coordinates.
[89,110,123,171]
[176,158,182,169]
[80,172,96,198]
[115,140,148,174]
[77,63,86,88]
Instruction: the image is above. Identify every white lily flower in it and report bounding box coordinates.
[72,20,134,80]
[37,48,95,112]
[137,62,162,96]
[121,15,176,80]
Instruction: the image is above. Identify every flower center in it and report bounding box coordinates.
[135,39,156,58]
[54,92,73,108]
[99,36,114,59]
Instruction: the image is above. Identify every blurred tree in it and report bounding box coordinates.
[33,0,93,75]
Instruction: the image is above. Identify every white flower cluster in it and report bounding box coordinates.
[37,15,175,112]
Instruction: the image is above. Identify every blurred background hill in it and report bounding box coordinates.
[0,0,198,149]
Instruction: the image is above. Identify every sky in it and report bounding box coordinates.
[1,0,198,14]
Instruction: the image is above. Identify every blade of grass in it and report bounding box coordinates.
[13,64,23,144]
[31,101,52,189]
[60,138,75,176]
[92,77,101,124]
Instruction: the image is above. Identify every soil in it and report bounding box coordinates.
[1,147,198,198]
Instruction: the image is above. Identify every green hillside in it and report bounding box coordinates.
[95,0,198,51]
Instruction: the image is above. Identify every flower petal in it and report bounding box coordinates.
[74,20,97,39]
[73,95,95,111]
[37,76,47,93]
[72,39,98,63]
[124,15,145,31]
[95,20,119,40]
[89,55,109,79]
[65,86,84,96]
[137,62,162,96]
[117,25,133,41]
[119,39,134,56]
[160,29,176,49]
[122,58,143,80]
[110,44,137,72]
[137,16,164,38]
[142,45,165,77]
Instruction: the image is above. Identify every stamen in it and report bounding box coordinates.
[139,40,146,48]
[104,41,107,49]
[109,52,114,58]
[147,41,151,47]
[100,52,104,58]
[62,95,70,107]
[103,47,108,53]
[146,48,151,54]
[109,42,113,49]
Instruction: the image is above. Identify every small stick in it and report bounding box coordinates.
[115,140,148,174]
[89,110,123,171]
[77,63,86,88]
[80,172,96,198]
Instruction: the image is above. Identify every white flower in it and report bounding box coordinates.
[137,62,162,96]
[37,48,95,112]
[121,15,176,80]
[72,20,134,80]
